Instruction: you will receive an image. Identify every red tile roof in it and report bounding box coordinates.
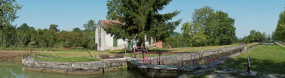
[100,20,124,28]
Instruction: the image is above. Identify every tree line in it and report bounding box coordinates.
[164,6,237,48]
[243,30,272,44]
[0,20,97,49]
[273,9,285,42]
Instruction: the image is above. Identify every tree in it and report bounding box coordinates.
[83,19,96,32]
[191,31,207,46]
[72,27,81,32]
[273,11,285,42]
[16,23,31,47]
[105,0,181,46]
[215,10,236,45]
[49,24,60,32]
[267,34,271,42]
[83,19,96,49]
[0,0,22,29]
[181,6,236,46]
[181,22,193,46]
[192,6,217,46]
[44,24,60,47]
[0,0,22,48]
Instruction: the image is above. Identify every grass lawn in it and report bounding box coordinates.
[34,53,100,62]
[218,45,285,74]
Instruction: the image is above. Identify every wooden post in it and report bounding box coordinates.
[247,56,251,75]
[158,54,161,65]
[30,44,32,57]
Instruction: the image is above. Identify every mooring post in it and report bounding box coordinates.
[247,56,251,76]
[213,52,215,68]
[103,63,105,74]
[158,54,161,65]
[30,44,32,57]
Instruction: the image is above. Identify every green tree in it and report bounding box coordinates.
[181,6,236,46]
[83,19,96,32]
[16,23,30,47]
[181,22,193,47]
[261,32,266,42]
[267,34,271,42]
[0,25,16,48]
[191,31,207,46]
[72,27,81,32]
[49,24,60,32]
[0,0,22,29]
[273,11,285,41]
[106,0,181,46]
[44,24,59,47]
[192,6,217,46]
[35,28,45,48]
[215,10,236,45]
[83,20,96,49]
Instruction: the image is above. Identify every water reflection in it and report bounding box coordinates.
[0,61,145,78]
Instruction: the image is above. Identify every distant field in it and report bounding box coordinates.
[218,45,285,74]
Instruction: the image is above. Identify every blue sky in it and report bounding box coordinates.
[14,0,285,38]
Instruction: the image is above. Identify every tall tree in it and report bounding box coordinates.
[83,20,96,49]
[0,0,22,48]
[83,19,96,32]
[105,0,181,46]
[215,10,236,45]
[273,11,285,41]
[16,23,30,47]
[192,6,217,45]
[0,0,22,29]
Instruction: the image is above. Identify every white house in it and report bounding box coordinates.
[95,20,163,51]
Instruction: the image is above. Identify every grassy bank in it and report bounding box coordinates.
[34,53,100,62]
[218,45,285,74]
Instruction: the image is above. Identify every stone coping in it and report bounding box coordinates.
[22,57,127,74]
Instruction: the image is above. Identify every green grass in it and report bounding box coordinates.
[188,74,209,78]
[219,45,285,74]
[34,53,100,62]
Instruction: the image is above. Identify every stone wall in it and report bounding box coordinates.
[137,45,245,66]
[22,57,127,74]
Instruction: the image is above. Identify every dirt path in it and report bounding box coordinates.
[0,51,24,61]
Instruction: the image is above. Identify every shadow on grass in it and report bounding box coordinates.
[221,57,285,75]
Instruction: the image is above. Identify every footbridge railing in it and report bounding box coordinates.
[130,45,244,69]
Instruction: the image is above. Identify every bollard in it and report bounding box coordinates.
[102,68,104,73]
[247,56,251,76]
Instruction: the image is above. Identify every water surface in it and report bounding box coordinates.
[0,61,145,78]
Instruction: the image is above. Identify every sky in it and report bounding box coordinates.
[13,0,285,38]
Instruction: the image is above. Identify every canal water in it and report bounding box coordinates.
[0,61,146,78]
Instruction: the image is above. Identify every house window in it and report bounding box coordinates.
[113,37,117,47]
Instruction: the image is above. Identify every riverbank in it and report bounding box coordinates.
[22,57,128,75]
[0,61,146,78]
[0,51,25,61]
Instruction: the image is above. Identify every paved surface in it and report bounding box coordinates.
[275,42,285,47]
[129,60,200,70]
[178,45,258,78]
